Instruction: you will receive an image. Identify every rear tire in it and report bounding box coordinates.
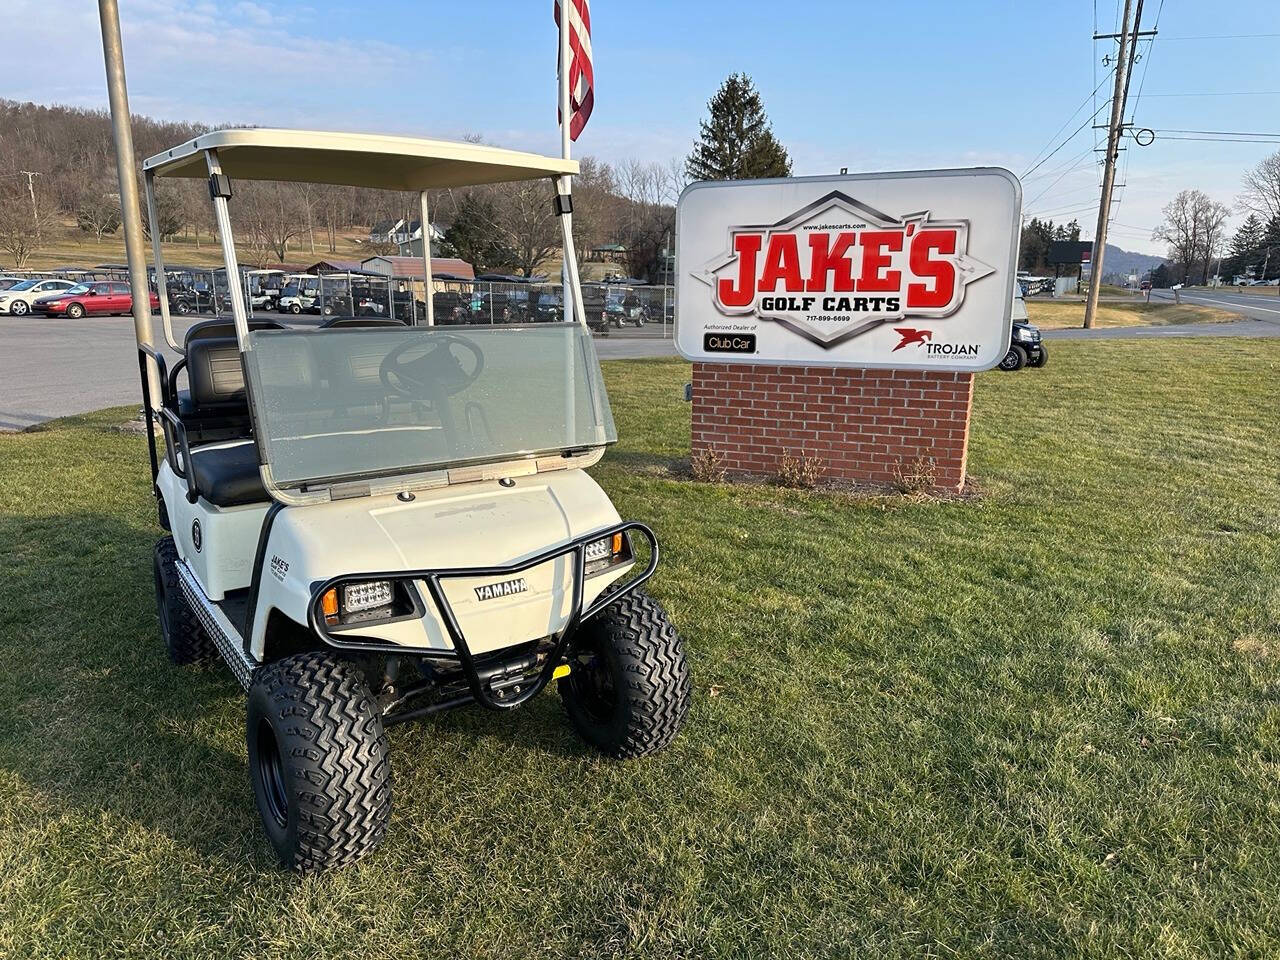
[1029,343,1048,368]
[999,344,1028,371]
[247,652,392,872]
[559,588,691,758]
[153,537,214,665]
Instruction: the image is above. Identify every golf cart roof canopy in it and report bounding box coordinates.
[142,128,579,190]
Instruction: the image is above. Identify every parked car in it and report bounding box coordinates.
[0,275,28,291]
[37,280,160,318]
[0,278,77,315]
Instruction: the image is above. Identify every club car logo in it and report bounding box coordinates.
[474,577,528,602]
[694,191,996,348]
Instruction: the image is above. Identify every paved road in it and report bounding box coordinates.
[1148,287,1280,322]
[2,300,1277,431]
[0,314,679,431]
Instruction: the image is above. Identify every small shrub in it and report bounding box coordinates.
[894,455,937,498]
[777,450,824,489]
[691,447,727,483]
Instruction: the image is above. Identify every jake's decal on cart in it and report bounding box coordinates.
[270,555,290,582]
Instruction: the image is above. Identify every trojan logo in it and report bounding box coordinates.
[892,328,932,351]
[694,191,996,348]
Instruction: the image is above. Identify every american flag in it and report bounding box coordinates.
[554,0,594,141]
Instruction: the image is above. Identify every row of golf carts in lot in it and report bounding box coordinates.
[0,266,669,334]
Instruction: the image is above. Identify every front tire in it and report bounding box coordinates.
[65,302,85,319]
[560,588,691,758]
[1029,343,1048,368]
[289,303,302,314]
[999,344,1028,371]
[247,652,392,872]
[153,537,214,665]
[10,299,29,316]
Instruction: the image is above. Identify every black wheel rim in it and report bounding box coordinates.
[255,718,289,829]
[569,647,617,724]
[153,561,171,640]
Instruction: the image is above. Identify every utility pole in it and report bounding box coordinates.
[18,170,41,240]
[1083,0,1141,328]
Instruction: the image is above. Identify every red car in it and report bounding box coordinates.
[37,281,161,318]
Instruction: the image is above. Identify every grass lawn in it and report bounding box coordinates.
[3,339,1280,957]
[11,222,375,272]
[1026,299,1239,329]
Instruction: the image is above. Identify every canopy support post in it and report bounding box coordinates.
[418,190,434,326]
[144,169,181,351]
[96,0,161,405]
[204,148,251,350]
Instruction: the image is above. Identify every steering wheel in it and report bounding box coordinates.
[379,333,485,401]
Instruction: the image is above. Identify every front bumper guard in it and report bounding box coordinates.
[307,521,659,711]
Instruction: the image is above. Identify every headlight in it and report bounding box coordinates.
[584,532,632,577]
[320,579,399,626]
[342,580,393,612]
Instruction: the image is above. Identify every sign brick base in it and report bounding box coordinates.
[690,362,975,493]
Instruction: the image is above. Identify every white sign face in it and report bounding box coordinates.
[675,169,1022,370]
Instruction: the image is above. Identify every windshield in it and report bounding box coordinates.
[64,284,90,295]
[8,279,40,291]
[242,323,615,493]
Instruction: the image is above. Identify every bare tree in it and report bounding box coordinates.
[614,159,678,281]
[240,182,304,263]
[489,179,559,277]
[1153,190,1207,283]
[1240,151,1280,222]
[1197,198,1231,284]
[0,194,52,268]
[75,186,121,243]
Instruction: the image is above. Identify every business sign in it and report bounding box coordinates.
[675,169,1021,370]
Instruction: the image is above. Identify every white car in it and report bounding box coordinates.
[0,278,77,315]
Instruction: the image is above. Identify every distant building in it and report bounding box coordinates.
[588,242,629,264]
[371,219,443,246]
[361,256,475,295]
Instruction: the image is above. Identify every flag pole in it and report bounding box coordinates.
[556,2,587,328]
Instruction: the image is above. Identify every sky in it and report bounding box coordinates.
[3,0,1278,255]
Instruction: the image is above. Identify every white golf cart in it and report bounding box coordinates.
[275,273,321,314]
[136,129,691,871]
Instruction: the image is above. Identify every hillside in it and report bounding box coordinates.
[1102,243,1165,277]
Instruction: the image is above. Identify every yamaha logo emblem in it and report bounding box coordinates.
[474,577,528,601]
[191,519,202,552]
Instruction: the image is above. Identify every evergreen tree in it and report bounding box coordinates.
[686,73,792,181]
[1224,213,1264,277]
[442,191,513,274]
[1261,215,1280,280]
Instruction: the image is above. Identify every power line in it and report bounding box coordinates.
[1021,66,1117,177]
[1155,134,1280,143]
[1158,33,1280,40]
[1136,90,1280,97]
[1154,128,1280,137]
[1022,100,1113,179]
[1023,145,1095,184]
